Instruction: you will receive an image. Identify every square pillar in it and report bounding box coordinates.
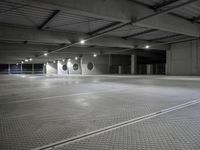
[8,64,10,74]
[147,64,153,75]
[131,55,137,74]
[32,64,34,74]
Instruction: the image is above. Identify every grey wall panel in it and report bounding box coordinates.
[57,59,81,75]
[81,55,109,75]
[46,63,57,74]
[47,55,109,75]
[167,39,200,75]
[69,59,81,75]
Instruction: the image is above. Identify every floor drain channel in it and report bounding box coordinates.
[33,99,200,150]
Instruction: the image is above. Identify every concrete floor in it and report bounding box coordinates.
[1,75,200,150]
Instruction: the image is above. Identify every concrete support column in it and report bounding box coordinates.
[166,46,171,75]
[8,64,10,74]
[147,64,153,75]
[131,55,137,74]
[43,64,46,74]
[80,57,83,75]
[108,54,111,73]
[32,64,34,74]
[118,65,122,74]
[21,64,23,74]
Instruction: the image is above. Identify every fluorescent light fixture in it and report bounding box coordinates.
[29,58,32,61]
[93,53,97,57]
[75,56,78,60]
[44,53,48,56]
[25,59,28,62]
[145,45,150,49]
[21,61,24,64]
[80,40,85,44]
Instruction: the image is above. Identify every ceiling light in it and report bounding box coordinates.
[16,63,19,65]
[44,53,48,56]
[25,59,28,62]
[75,57,78,60]
[80,40,85,44]
[145,45,150,49]
[53,60,56,63]
[21,61,24,64]
[93,53,97,57]
[62,59,65,62]
[29,58,32,61]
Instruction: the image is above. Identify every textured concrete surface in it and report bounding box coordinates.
[1,75,200,149]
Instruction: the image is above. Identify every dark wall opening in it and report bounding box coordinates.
[22,64,32,74]
[0,64,8,74]
[10,64,21,74]
[34,64,44,74]
[110,55,131,74]
[0,64,44,74]
[137,50,166,75]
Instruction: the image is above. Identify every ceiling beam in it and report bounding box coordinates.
[87,22,121,36]
[0,43,58,52]
[123,29,158,39]
[0,24,165,49]
[0,23,72,44]
[38,10,60,30]
[32,0,200,56]
[0,42,137,63]
[162,37,199,45]
[128,0,152,9]
[15,0,200,37]
[191,15,200,23]
[1,0,196,58]
[153,0,180,10]
[0,0,198,62]
[150,34,183,41]
[129,0,200,30]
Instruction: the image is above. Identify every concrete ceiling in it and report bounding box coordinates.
[0,0,200,63]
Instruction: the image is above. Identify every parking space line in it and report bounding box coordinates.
[33,98,200,150]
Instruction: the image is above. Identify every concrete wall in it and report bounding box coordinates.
[46,63,57,74]
[57,60,81,75]
[46,55,110,75]
[166,39,200,75]
[81,55,110,75]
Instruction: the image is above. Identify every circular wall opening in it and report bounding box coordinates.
[62,65,67,71]
[87,62,94,70]
[73,64,79,71]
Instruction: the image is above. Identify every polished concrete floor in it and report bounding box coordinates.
[1,75,200,150]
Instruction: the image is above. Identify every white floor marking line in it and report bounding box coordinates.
[33,98,200,150]
[0,89,123,105]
